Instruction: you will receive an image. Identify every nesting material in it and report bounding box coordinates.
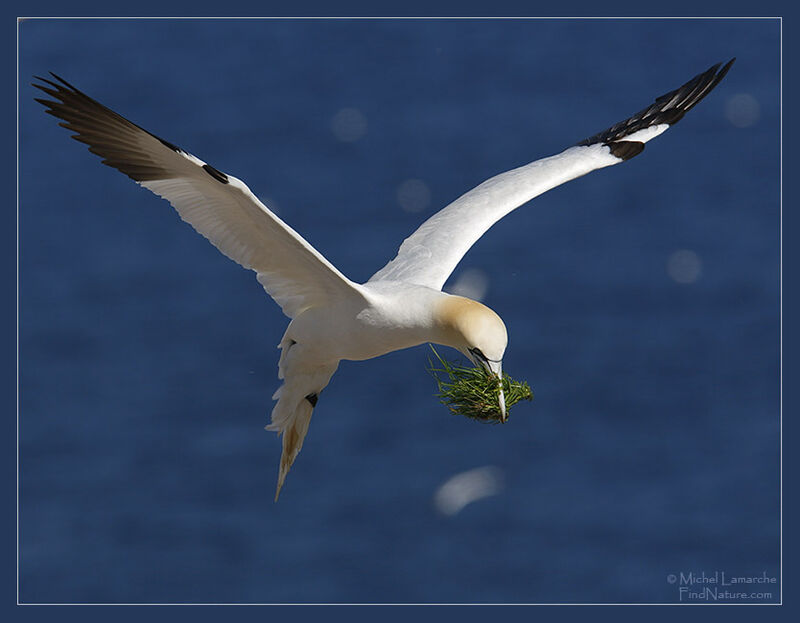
[427,346,533,423]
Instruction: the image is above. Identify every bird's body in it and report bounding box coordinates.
[272,282,506,496]
[34,59,734,499]
[287,282,440,363]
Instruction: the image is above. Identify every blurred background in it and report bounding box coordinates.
[19,18,779,603]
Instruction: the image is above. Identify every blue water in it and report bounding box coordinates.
[19,19,780,604]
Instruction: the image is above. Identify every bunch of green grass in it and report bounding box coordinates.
[427,346,533,423]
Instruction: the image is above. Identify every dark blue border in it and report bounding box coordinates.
[7,3,794,623]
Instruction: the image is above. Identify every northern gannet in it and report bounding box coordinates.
[34,59,734,499]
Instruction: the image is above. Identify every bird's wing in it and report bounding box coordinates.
[369,59,735,290]
[34,74,367,319]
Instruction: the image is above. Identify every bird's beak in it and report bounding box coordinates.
[487,359,507,423]
[471,352,506,423]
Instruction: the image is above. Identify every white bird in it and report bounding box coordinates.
[34,59,734,499]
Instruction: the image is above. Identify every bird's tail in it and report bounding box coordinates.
[267,390,313,502]
[266,337,338,501]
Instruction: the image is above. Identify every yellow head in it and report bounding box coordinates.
[435,295,508,367]
[435,295,508,420]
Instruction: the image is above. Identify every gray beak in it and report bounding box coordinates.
[487,359,507,423]
[470,350,506,422]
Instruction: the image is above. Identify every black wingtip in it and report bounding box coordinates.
[33,73,91,101]
[576,59,735,158]
[719,57,736,80]
[32,74,81,104]
[683,58,736,114]
[32,75,59,92]
[33,71,188,159]
[47,71,77,91]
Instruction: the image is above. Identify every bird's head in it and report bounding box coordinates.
[435,295,508,420]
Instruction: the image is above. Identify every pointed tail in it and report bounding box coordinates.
[267,340,338,501]
[269,393,315,501]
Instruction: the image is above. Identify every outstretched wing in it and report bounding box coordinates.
[34,73,367,318]
[369,59,735,290]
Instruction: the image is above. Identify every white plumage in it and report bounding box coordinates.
[34,59,734,499]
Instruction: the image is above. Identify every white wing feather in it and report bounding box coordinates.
[35,74,365,318]
[369,144,620,289]
[370,60,734,290]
